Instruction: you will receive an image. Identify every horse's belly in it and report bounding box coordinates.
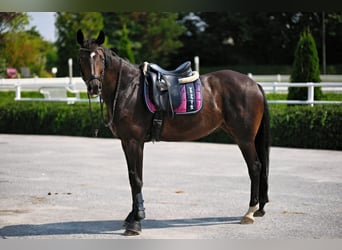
[160,114,222,141]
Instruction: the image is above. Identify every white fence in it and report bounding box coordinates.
[259,82,342,105]
[0,77,95,104]
[248,73,342,83]
[0,77,342,105]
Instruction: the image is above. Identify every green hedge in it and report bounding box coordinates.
[269,105,342,150]
[0,97,341,150]
[199,105,342,150]
[0,101,112,138]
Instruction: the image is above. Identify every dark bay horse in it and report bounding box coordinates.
[77,30,270,236]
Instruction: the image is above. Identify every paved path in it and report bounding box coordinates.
[0,134,341,239]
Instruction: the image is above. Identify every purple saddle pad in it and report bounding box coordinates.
[144,78,203,115]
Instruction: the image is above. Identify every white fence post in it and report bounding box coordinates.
[307,82,314,107]
[194,56,199,74]
[15,84,21,100]
[277,74,281,82]
[68,58,73,86]
[272,82,277,93]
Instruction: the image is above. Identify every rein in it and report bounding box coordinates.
[101,58,122,128]
[88,54,122,137]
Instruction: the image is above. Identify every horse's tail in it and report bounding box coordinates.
[255,84,270,205]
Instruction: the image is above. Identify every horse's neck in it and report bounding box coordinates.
[103,57,140,101]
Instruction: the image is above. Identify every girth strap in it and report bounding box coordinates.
[151,111,164,142]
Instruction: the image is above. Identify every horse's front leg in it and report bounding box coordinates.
[121,139,145,235]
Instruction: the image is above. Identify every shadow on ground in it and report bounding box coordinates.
[0,216,242,238]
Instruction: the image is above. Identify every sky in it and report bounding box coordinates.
[27,12,56,42]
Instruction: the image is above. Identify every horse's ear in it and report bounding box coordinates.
[96,30,105,45]
[77,29,84,46]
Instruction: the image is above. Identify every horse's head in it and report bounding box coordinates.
[77,30,106,97]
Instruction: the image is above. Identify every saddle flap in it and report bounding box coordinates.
[163,74,181,109]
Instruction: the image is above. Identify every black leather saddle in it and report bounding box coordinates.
[144,61,193,113]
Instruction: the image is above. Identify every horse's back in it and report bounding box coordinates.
[201,69,259,90]
[200,69,264,106]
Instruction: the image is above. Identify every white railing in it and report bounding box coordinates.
[248,73,342,83]
[259,82,342,105]
[0,77,86,91]
[0,77,96,104]
[0,77,342,105]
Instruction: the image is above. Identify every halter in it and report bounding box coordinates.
[79,47,123,136]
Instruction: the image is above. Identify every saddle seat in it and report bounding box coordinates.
[148,61,192,77]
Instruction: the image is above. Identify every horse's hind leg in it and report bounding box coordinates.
[237,141,262,224]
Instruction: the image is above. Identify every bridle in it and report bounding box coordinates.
[79,47,105,95]
[79,46,123,136]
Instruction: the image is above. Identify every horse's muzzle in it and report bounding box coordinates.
[87,79,102,97]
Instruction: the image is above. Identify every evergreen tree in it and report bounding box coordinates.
[288,29,322,101]
[118,23,135,64]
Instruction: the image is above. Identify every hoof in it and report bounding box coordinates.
[124,220,141,236]
[241,204,258,224]
[240,216,255,224]
[254,209,265,217]
[123,229,141,236]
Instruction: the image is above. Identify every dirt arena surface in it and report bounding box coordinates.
[0,134,341,239]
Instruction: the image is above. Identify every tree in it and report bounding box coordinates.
[176,12,342,68]
[2,30,51,76]
[102,12,185,67]
[0,13,29,75]
[0,12,29,36]
[55,12,104,77]
[0,13,53,77]
[288,29,322,101]
[117,23,135,63]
